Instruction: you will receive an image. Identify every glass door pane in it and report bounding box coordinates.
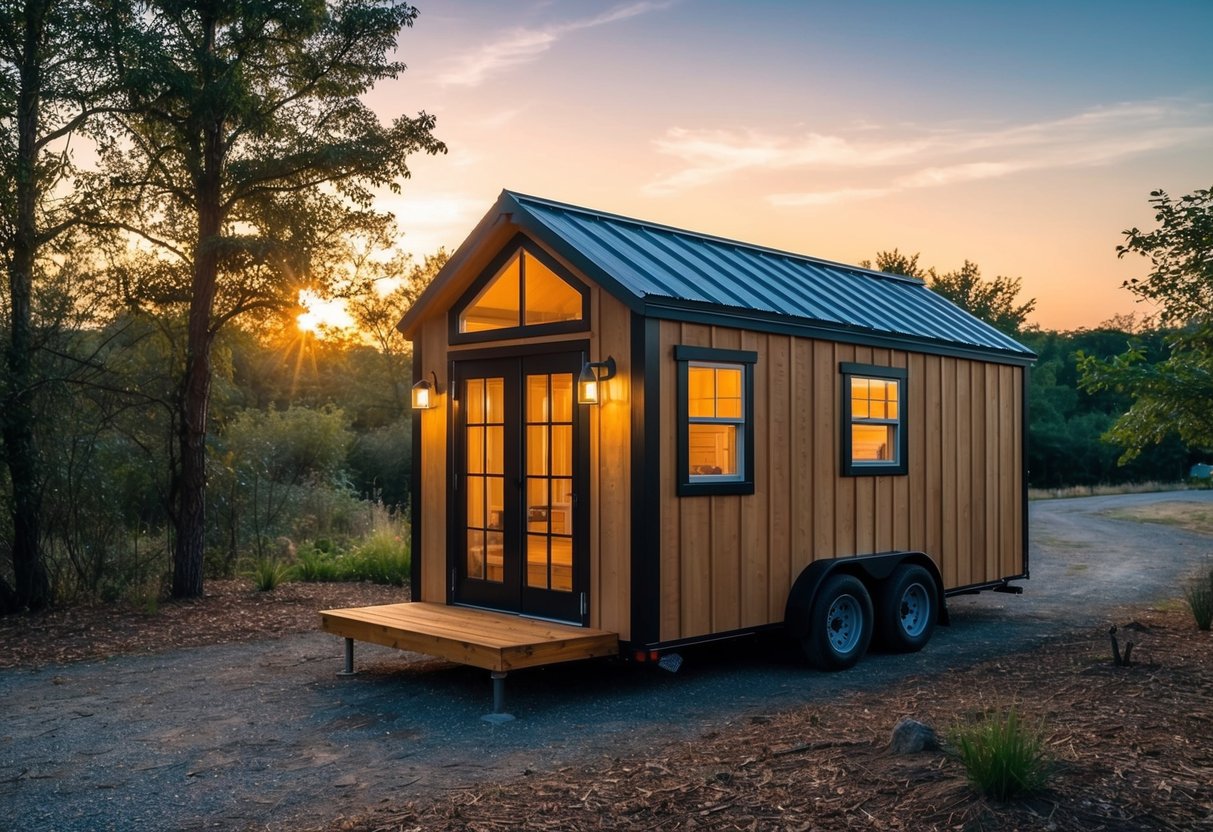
[465,374,506,584]
[524,371,575,593]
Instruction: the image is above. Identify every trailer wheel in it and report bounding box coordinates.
[801,573,873,671]
[877,564,937,652]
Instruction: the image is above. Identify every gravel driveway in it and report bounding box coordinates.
[2,490,1211,831]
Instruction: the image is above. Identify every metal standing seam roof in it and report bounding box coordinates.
[502,191,1035,360]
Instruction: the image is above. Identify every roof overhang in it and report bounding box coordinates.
[643,297,1036,367]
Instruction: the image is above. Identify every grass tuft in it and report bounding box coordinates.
[950,707,1049,801]
[248,556,290,592]
[1185,563,1213,631]
[293,550,343,583]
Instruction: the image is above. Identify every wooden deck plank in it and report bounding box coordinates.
[320,602,619,672]
[328,604,543,641]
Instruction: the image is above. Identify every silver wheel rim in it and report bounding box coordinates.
[899,582,930,638]
[825,593,863,654]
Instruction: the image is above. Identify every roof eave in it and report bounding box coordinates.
[643,297,1037,367]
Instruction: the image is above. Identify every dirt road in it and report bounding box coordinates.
[2,490,1210,831]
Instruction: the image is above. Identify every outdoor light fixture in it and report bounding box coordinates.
[577,356,616,405]
[411,371,441,410]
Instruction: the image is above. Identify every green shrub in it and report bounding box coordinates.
[293,549,342,583]
[344,528,410,586]
[248,556,290,592]
[1185,565,1213,631]
[950,708,1049,800]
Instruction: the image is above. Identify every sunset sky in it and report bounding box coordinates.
[366,1,1213,331]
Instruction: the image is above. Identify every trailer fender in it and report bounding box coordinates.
[783,551,948,640]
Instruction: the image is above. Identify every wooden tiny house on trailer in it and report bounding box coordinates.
[322,191,1034,709]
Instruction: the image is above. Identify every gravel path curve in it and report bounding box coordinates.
[2,490,1210,831]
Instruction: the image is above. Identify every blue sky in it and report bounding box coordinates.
[367,1,1213,329]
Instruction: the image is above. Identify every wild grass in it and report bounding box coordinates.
[1028,481,1197,501]
[1103,502,1213,538]
[950,707,1049,801]
[293,550,343,582]
[289,507,410,586]
[343,527,410,586]
[247,556,290,592]
[1185,563,1213,631]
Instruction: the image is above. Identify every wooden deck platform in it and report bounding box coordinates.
[320,601,619,673]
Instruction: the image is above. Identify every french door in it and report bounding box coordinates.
[451,352,587,624]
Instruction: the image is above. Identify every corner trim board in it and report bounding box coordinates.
[630,314,662,646]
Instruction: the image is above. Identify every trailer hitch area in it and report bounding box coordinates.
[993,582,1024,595]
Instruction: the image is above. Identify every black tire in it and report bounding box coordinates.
[801,573,874,671]
[876,564,938,653]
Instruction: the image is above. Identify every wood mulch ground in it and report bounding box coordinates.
[0,580,407,669]
[323,606,1213,832]
[3,588,1211,830]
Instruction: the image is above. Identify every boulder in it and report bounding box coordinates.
[889,717,941,754]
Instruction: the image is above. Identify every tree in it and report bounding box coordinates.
[104,0,444,597]
[1078,186,1213,461]
[348,247,446,412]
[0,0,124,611]
[858,248,925,280]
[928,261,1035,336]
[861,250,1036,335]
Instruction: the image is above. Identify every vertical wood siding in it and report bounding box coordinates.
[658,321,1025,643]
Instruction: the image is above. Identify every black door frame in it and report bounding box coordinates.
[448,341,590,625]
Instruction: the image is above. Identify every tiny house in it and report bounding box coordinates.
[322,191,1033,705]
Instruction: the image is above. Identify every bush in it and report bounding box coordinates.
[293,549,343,583]
[1185,564,1213,631]
[247,556,290,592]
[344,528,410,586]
[950,708,1049,800]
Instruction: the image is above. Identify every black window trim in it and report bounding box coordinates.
[449,233,590,344]
[675,345,757,496]
[840,361,908,477]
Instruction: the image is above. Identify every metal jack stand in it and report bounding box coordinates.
[336,637,358,677]
[481,671,515,723]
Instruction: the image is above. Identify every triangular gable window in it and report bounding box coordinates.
[454,240,588,341]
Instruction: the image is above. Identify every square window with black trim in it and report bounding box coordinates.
[675,345,757,496]
[841,362,908,477]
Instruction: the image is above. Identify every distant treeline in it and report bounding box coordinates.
[1022,327,1195,487]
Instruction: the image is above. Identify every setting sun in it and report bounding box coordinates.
[296,289,355,336]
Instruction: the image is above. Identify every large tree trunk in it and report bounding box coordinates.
[2,1,50,613]
[170,176,221,599]
[170,13,223,597]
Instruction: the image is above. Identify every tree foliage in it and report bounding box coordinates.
[0,0,126,611]
[861,250,1036,334]
[1022,327,1190,485]
[100,0,445,597]
[929,261,1036,336]
[1078,187,1213,461]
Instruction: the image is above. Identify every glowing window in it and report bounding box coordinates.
[456,243,585,338]
[676,346,757,496]
[461,252,521,332]
[841,363,908,476]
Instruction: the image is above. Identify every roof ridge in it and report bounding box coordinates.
[503,190,926,287]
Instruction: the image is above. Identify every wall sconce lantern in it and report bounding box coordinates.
[411,371,441,410]
[577,356,616,405]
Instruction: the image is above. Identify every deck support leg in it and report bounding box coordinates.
[337,637,357,677]
[481,671,515,723]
